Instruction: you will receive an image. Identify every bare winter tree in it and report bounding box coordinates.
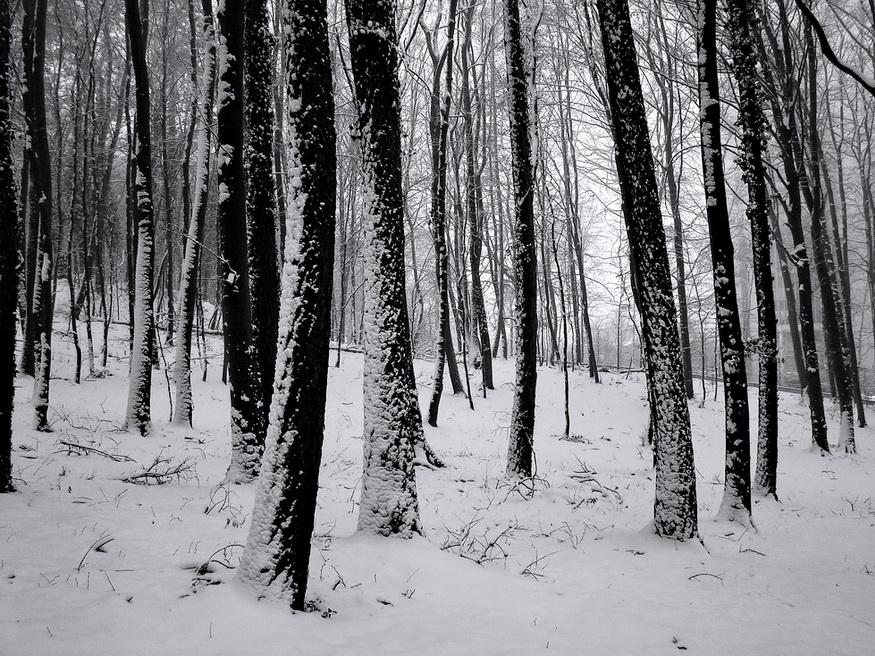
[0,0,17,492]
[697,0,751,520]
[597,0,698,539]
[726,0,779,498]
[238,0,335,611]
[504,0,539,479]
[346,0,428,536]
[218,0,262,482]
[173,0,216,427]
[23,0,54,432]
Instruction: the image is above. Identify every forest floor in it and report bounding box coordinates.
[2,324,874,655]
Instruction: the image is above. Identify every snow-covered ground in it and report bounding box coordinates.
[2,326,874,655]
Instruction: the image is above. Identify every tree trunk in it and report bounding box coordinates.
[727,0,778,498]
[698,0,751,520]
[0,0,18,492]
[237,0,335,610]
[598,0,697,540]
[218,0,261,482]
[425,0,458,427]
[24,0,54,433]
[245,0,280,441]
[504,0,538,479]
[346,0,427,537]
[173,0,215,427]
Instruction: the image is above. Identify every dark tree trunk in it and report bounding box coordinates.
[804,26,854,452]
[758,7,829,452]
[727,0,778,497]
[698,0,751,519]
[598,0,697,540]
[504,0,538,479]
[124,0,156,435]
[237,0,335,610]
[0,0,18,492]
[24,0,54,432]
[346,0,429,537]
[245,0,280,441]
[218,0,261,482]
[425,0,458,428]
[461,5,493,393]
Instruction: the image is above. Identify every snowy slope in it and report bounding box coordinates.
[1,327,873,655]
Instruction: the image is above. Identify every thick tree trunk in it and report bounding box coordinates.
[504,0,538,479]
[218,0,261,482]
[346,0,427,537]
[238,0,335,610]
[598,0,697,540]
[698,0,751,520]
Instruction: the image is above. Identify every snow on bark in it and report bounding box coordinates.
[218,0,262,483]
[0,0,15,491]
[123,0,156,436]
[244,0,280,443]
[597,0,697,539]
[238,0,336,610]
[345,0,426,537]
[697,0,751,521]
[504,0,538,479]
[726,0,778,497]
[173,1,216,427]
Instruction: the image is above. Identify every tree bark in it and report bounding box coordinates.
[598,0,697,539]
[238,0,335,610]
[504,0,538,479]
[698,0,751,520]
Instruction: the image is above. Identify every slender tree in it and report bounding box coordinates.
[25,0,54,432]
[504,0,539,478]
[425,0,459,428]
[123,0,156,435]
[173,0,216,426]
[238,0,335,610]
[726,0,779,496]
[245,0,280,440]
[698,0,751,520]
[0,0,17,492]
[598,0,698,539]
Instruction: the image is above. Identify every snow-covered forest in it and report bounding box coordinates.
[1,0,874,653]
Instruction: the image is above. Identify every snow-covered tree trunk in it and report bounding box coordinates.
[218,0,261,482]
[597,0,697,539]
[697,0,751,521]
[345,0,428,536]
[504,0,538,479]
[173,0,216,427]
[726,0,778,497]
[25,0,54,433]
[123,0,156,436]
[237,0,335,610]
[244,0,280,440]
[425,0,458,428]
[0,0,17,492]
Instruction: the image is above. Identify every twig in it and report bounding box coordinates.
[688,572,724,583]
[58,440,134,463]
